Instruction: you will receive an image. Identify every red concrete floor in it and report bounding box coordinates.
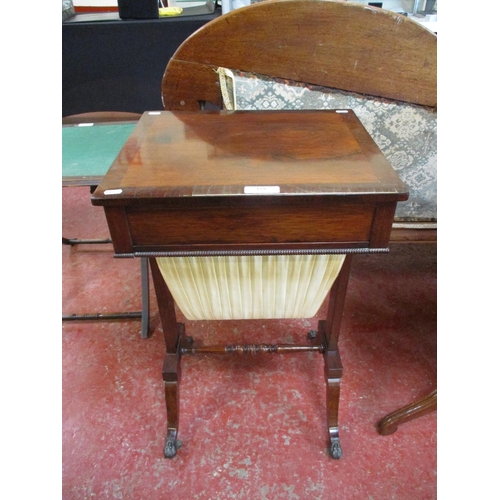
[63,186,437,499]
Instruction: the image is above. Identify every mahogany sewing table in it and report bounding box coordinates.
[91,109,408,459]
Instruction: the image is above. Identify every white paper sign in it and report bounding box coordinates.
[244,186,280,194]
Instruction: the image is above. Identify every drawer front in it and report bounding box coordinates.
[127,203,373,249]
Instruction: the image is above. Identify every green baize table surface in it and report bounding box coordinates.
[62,122,136,178]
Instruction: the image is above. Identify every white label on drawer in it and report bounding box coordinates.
[335,110,348,113]
[244,186,280,194]
[103,189,123,195]
[77,123,94,126]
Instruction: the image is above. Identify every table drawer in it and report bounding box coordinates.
[129,204,372,246]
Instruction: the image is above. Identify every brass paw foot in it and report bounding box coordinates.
[329,437,343,459]
[164,437,182,458]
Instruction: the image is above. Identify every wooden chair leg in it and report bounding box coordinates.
[324,348,343,459]
[149,258,179,353]
[322,254,353,459]
[163,348,182,458]
[377,389,437,435]
[150,258,183,458]
[140,258,150,339]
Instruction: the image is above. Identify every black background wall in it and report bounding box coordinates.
[62,9,221,117]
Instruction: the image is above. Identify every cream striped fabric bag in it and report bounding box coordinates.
[156,254,345,320]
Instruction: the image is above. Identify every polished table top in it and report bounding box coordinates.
[91,110,408,256]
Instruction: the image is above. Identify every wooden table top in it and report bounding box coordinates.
[92,110,408,204]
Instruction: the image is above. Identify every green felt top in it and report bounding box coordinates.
[62,123,136,178]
